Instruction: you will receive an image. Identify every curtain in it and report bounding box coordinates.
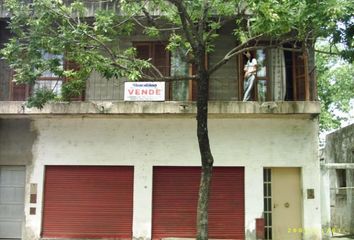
[269,48,286,101]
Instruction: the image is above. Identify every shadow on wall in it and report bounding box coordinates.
[0,118,37,165]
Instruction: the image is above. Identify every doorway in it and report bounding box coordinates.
[264,167,302,240]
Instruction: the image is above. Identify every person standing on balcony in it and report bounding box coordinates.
[242,51,258,101]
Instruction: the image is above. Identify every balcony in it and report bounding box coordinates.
[0,4,319,117]
[0,54,320,117]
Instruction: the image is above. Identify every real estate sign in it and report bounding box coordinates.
[124,82,165,101]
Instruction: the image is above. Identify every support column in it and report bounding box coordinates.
[245,166,264,240]
[133,164,153,239]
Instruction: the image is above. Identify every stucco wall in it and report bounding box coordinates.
[19,116,321,240]
[0,119,36,165]
[325,124,354,234]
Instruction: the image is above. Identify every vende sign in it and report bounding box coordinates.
[124,82,165,101]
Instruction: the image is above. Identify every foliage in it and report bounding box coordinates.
[26,88,56,109]
[317,43,354,131]
[1,1,352,105]
[2,1,353,109]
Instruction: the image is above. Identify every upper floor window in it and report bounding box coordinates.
[235,47,313,102]
[10,53,83,101]
[134,42,170,77]
[33,52,64,95]
[134,41,195,101]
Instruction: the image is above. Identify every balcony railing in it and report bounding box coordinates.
[0,65,321,115]
[0,57,317,101]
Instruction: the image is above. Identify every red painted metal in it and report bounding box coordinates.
[152,167,245,239]
[256,218,265,239]
[42,166,134,239]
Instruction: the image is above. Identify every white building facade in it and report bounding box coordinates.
[0,101,322,240]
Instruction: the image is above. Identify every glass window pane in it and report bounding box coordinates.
[34,80,62,95]
[258,80,267,101]
[268,184,272,197]
[265,213,269,225]
[171,48,189,101]
[268,169,271,181]
[256,49,267,77]
[42,52,63,77]
[267,198,272,210]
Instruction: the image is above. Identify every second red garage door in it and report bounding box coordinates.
[152,167,245,239]
[42,166,134,239]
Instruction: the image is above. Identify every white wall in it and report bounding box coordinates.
[24,116,321,240]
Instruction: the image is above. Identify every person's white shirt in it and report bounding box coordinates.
[244,58,257,77]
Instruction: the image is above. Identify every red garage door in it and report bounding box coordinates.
[152,167,244,239]
[42,166,133,239]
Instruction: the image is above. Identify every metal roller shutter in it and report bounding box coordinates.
[152,167,244,239]
[42,166,133,239]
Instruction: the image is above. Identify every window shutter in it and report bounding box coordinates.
[135,44,150,60]
[11,83,31,101]
[153,43,170,99]
[153,43,170,76]
[135,42,171,99]
[191,64,198,101]
[293,52,306,100]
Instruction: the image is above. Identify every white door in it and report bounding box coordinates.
[0,166,25,239]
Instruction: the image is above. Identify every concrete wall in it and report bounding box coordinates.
[16,116,322,240]
[208,23,239,100]
[0,118,37,239]
[0,119,36,165]
[320,148,331,238]
[325,124,354,234]
[87,23,242,102]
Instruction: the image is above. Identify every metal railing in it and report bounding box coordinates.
[0,64,318,102]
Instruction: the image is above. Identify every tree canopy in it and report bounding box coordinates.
[2,0,353,107]
[317,43,354,131]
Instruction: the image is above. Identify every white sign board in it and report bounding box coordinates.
[124,82,165,101]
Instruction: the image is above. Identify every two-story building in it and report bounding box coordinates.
[0,1,322,239]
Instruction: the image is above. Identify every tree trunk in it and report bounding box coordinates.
[196,47,214,240]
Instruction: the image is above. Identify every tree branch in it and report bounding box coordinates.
[314,49,342,56]
[197,0,209,45]
[138,74,197,82]
[167,0,198,50]
[207,33,309,75]
[207,34,264,75]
